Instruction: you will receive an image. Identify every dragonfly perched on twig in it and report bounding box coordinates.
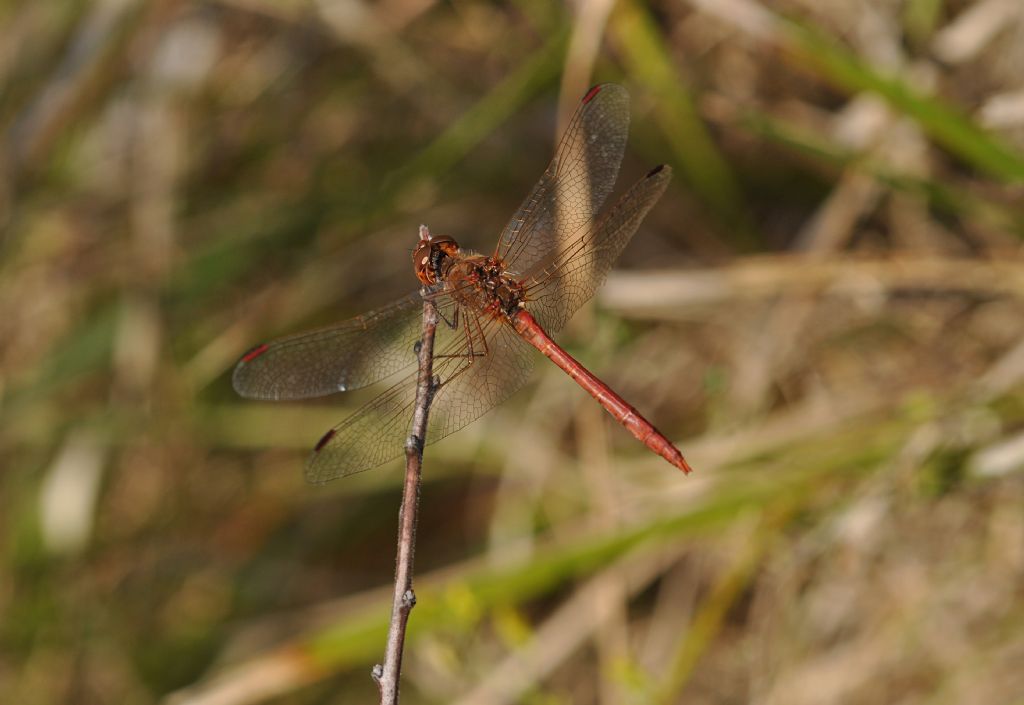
[233,84,692,481]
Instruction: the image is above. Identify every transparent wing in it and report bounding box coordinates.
[305,314,534,483]
[232,291,428,401]
[523,165,672,332]
[495,83,630,277]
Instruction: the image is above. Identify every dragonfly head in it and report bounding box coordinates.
[413,232,460,285]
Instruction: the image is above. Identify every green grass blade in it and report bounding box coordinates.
[385,29,569,198]
[782,18,1024,182]
[611,0,755,248]
[742,108,1024,236]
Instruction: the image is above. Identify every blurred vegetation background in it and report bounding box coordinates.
[3,0,1024,703]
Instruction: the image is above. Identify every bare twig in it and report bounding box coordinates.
[374,225,440,704]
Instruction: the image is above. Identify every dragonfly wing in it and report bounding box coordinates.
[233,291,432,401]
[304,368,422,482]
[523,165,672,332]
[425,318,535,447]
[305,315,534,483]
[496,84,630,277]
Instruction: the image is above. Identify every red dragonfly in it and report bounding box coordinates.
[233,84,692,482]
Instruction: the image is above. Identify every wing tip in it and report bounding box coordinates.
[313,428,337,453]
[646,164,671,178]
[581,84,603,104]
[232,343,269,398]
[304,430,339,485]
[304,467,330,485]
[240,343,269,363]
[581,83,630,106]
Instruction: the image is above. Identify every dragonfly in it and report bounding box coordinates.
[233,84,692,482]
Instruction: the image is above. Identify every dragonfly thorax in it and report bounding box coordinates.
[414,234,524,317]
[445,254,526,318]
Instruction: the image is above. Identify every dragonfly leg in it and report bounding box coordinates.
[432,313,492,390]
[435,303,460,331]
[422,288,461,330]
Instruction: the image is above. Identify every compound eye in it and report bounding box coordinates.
[412,243,434,284]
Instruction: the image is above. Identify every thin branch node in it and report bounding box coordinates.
[404,434,423,453]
